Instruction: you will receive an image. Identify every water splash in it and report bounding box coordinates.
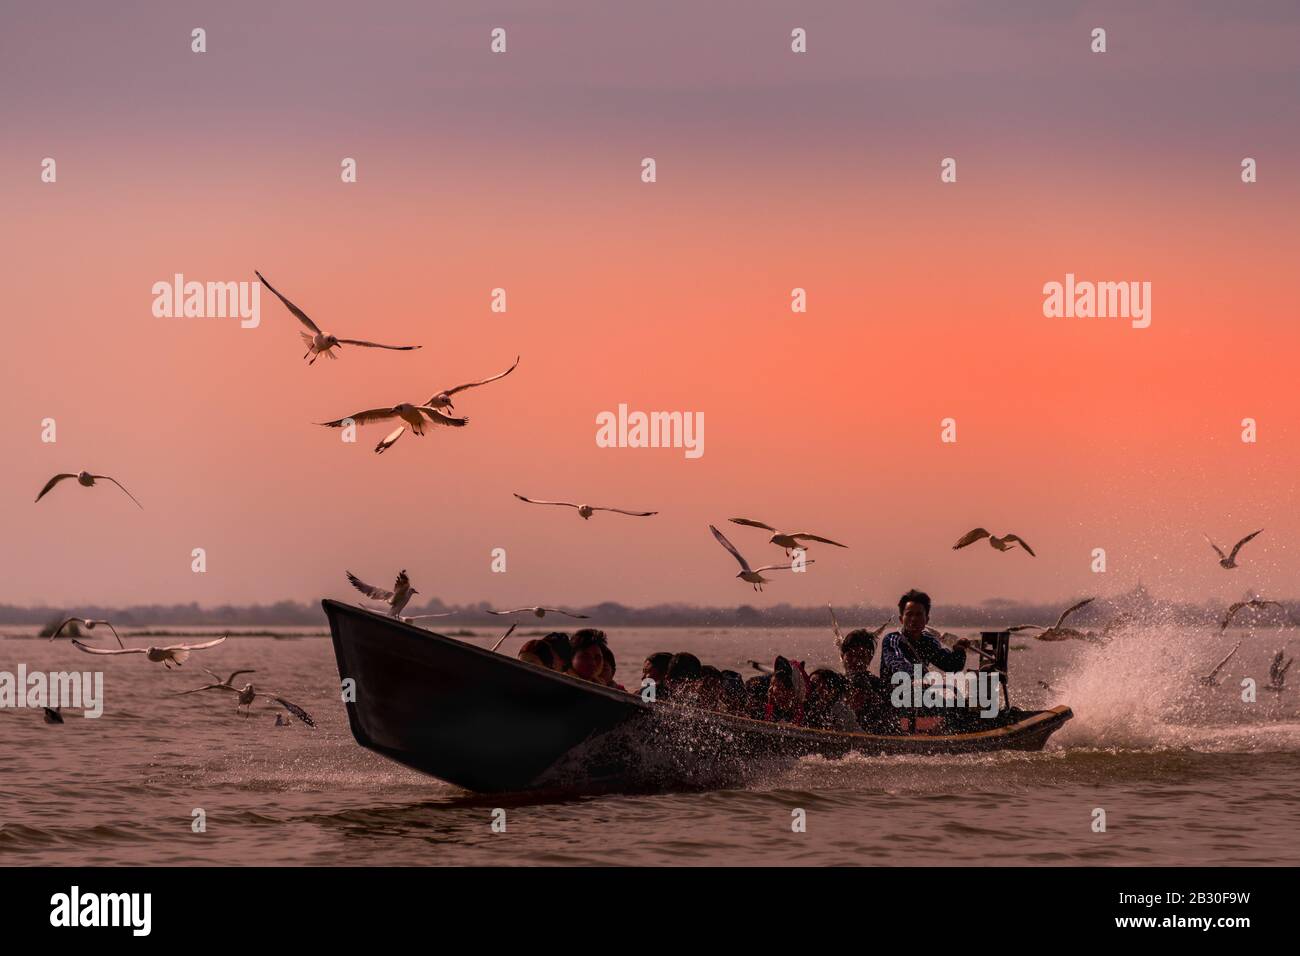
[1052,624,1300,751]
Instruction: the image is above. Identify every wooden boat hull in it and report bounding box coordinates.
[324,600,1074,794]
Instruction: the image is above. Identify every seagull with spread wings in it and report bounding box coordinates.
[319,402,468,454]
[1198,642,1241,687]
[729,518,847,555]
[171,667,257,696]
[174,667,315,724]
[709,524,814,592]
[1008,598,1096,642]
[372,356,519,453]
[424,355,521,412]
[347,569,418,617]
[1205,529,1263,569]
[48,617,125,649]
[35,471,142,509]
[256,270,421,365]
[1218,598,1284,631]
[513,493,657,520]
[952,528,1035,556]
[487,606,590,620]
[70,635,226,669]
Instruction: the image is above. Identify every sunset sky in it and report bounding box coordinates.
[3,1,1299,611]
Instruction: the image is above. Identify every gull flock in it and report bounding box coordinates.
[29,271,1294,726]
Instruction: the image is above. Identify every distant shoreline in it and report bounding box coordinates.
[3,587,1297,632]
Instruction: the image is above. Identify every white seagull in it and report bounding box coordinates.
[487,606,590,620]
[709,524,814,591]
[729,518,847,554]
[1008,598,1096,642]
[35,472,142,509]
[1205,529,1263,569]
[347,569,418,617]
[70,635,226,669]
[174,668,315,724]
[48,617,125,649]
[374,357,521,453]
[319,403,468,454]
[256,271,421,365]
[513,494,657,520]
[953,528,1035,556]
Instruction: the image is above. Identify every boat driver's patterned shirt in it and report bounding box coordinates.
[879,630,967,683]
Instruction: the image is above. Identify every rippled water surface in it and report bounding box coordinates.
[2,626,1298,865]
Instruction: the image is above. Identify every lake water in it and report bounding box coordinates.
[2,624,1297,865]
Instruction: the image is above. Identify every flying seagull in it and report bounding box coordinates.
[1266,650,1292,692]
[424,356,521,411]
[1205,529,1263,569]
[255,271,421,365]
[70,635,226,668]
[170,667,257,696]
[513,494,657,520]
[347,569,417,617]
[828,604,889,649]
[175,667,315,725]
[48,617,125,649]
[952,528,1035,556]
[709,524,814,591]
[1218,599,1284,631]
[318,403,468,454]
[487,606,590,620]
[1198,642,1241,687]
[35,472,142,509]
[373,357,521,453]
[729,518,848,554]
[1008,598,1096,642]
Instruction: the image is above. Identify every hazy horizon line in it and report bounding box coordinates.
[3,587,1295,628]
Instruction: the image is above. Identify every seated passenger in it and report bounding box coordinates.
[719,670,747,715]
[664,652,703,703]
[697,666,725,712]
[541,632,574,673]
[517,639,559,670]
[597,641,626,691]
[568,629,610,684]
[805,669,860,732]
[744,675,771,719]
[642,652,673,694]
[765,656,810,724]
[840,628,894,733]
